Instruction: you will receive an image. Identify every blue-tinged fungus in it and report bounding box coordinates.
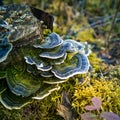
[40,71,53,77]
[51,53,90,79]
[0,35,13,63]
[0,44,12,63]
[63,39,84,52]
[34,32,63,49]
[6,65,41,97]
[36,60,52,71]
[39,46,66,59]
[43,77,68,84]
[33,84,60,100]
[39,41,72,59]
[81,42,91,56]
[0,19,9,30]
[49,53,67,65]
[0,90,32,110]
[0,2,91,110]
[24,56,36,65]
[24,56,52,71]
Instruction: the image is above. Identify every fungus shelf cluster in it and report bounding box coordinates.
[25,32,91,81]
[0,4,91,109]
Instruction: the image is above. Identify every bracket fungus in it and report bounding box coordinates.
[34,32,63,49]
[0,4,91,110]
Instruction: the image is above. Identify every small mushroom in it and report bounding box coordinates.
[51,53,90,79]
[0,6,6,14]
[33,32,63,49]
[36,61,52,71]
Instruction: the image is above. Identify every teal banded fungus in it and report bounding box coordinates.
[25,32,91,80]
[34,32,63,49]
[0,4,91,110]
[24,56,52,71]
[51,53,90,79]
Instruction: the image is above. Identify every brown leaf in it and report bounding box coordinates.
[57,91,74,120]
[30,6,54,31]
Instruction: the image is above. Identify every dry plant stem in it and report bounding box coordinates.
[106,0,120,48]
[74,15,120,34]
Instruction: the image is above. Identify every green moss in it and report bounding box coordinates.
[72,77,120,115]
[0,104,22,120]
[0,70,6,79]
[88,53,104,72]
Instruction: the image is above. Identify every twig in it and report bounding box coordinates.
[74,15,120,34]
[106,0,120,48]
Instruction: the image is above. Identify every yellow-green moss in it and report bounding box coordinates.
[88,53,104,72]
[72,77,120,115]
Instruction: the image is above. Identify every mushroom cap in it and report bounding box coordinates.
[64,40,91,56]
[0,90,32,110]
[24,56,35,65]
[51,53,90,79]
[64,39,84,52]
[6,65,41,97]
[39,39,85,59]
[39,41,71,59]
[24,56,52,71]
[48,53,67,65]
[34,32,63,49]
[33,84,60,100]
[43,77,68,84]
[40,71,53,77]
[0,6,7,13]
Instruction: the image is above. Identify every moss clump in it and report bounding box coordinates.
[72,77,120,115]
[88,53,104,72]
[0,104,22,120]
